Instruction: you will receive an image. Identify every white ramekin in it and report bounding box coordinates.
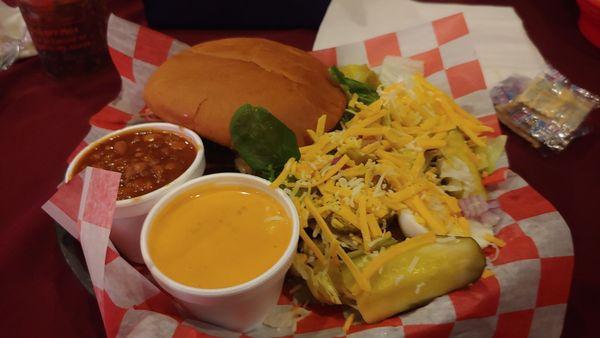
[140,173,300,332]
[65,122,206,263]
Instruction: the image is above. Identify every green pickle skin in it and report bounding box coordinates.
[342,236,486,323]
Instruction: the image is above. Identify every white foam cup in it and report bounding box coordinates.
[140,173,300,332]
[65,122,206,263]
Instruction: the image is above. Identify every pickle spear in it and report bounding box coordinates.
[342,236,485,323]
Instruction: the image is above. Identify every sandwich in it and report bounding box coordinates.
[143,37,346,147]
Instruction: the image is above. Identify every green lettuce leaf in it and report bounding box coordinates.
[230,104,300,181]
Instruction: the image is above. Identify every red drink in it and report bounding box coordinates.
[18,0,109,77]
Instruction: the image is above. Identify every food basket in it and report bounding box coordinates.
[46,14,574,338]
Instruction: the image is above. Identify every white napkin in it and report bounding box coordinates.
[314,0,547,87]
[0,1,37,69]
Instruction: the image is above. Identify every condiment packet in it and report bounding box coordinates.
[491,69,599,150]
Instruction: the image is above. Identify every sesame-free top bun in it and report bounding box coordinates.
[143,38,346,147]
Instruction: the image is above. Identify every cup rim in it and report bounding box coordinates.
[140,173,300,297]
[64,122,205,208]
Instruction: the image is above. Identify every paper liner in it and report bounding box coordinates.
[44,14,573,338]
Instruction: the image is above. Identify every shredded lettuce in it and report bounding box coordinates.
[378,56,424,87]
[481,135,507,173]
[292,255,342,305]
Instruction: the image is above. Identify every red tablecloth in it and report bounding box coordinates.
[0,0,598,337]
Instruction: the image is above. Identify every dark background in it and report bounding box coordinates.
[0,0,598,337]
[143,0,330,29]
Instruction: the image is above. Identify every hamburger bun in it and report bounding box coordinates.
[143,38,346,147]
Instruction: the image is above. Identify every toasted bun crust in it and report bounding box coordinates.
[143,38,346,147]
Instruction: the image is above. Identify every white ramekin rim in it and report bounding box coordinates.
[140,172,300,297]
[64,122,205,208]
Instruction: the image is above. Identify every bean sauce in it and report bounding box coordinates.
[73,130,197,200]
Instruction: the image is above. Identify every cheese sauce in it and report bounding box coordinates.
[148,184,292,289]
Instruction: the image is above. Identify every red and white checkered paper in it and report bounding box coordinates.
[44,14,574,338]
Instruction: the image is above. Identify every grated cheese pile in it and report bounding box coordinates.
[273,74,503,293]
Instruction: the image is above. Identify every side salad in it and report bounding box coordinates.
[230,57,507,324]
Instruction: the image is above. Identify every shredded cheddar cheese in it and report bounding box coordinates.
[358,196,371,251]
[484,234,506,247]
[315,155,350,186]
[457,216,472,235]
[408,196,447,235]
[482,268,495,279]
[367,214,383,237]
[306,196,371,291]
[271,158,295,188]
[410,151,425,178]
[276,74,494,292]
[343,313,355,333]
[299,227,326,265]
[315,115,327,137]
